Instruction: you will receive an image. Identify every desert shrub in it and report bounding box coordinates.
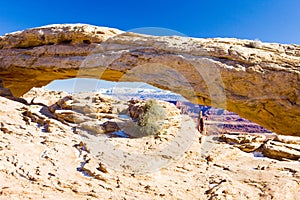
[248,39,262,48]
[138,100,165,126]
[125,99,166,137]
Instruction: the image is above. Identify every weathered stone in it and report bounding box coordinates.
[102,121,121,133]
[274,135,300,144]
[262,140,300,160]
[220,133,267,144]
[220,133,300,159]
[0,23,123,49]
[22,87,68,106]
[128,100,146,119]
[0,24,299,136]
[78,120,106,134]
[54,110,90,123]
[236,142,263,153]
[220,133,268,152]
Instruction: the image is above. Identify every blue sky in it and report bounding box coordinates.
[1,0,300,44]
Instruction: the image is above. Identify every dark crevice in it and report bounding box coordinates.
[83,40,91,44]
[59,39,72,44]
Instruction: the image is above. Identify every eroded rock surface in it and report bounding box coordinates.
[220,133,300,161]
[0,24,299,136]
[0,89,299,199]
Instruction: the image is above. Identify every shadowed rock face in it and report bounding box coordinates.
[0,24,299,136]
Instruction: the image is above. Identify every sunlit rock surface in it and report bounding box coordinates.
[0,24,299,136]
[0,88,299,199]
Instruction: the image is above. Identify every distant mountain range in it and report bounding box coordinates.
[96,87,187,102]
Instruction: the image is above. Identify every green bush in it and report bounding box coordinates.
[126,99,166,137]
[248,39,262,48]
[138,100,165,126]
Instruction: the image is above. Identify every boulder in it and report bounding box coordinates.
[220,133,268,152]
[21,87,68,106]
[221,133,300,160]
[274,135,300,144]
[262,140,300,160]
[220,133,267,144]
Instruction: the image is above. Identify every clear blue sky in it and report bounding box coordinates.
[1,0,300,44]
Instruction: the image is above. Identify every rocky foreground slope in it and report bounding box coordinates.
[0,88,299,199]
[0,24,299,136]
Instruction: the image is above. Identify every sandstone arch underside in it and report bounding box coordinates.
[0,24,299,136]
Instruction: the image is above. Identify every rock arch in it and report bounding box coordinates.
[0,24,299,136]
